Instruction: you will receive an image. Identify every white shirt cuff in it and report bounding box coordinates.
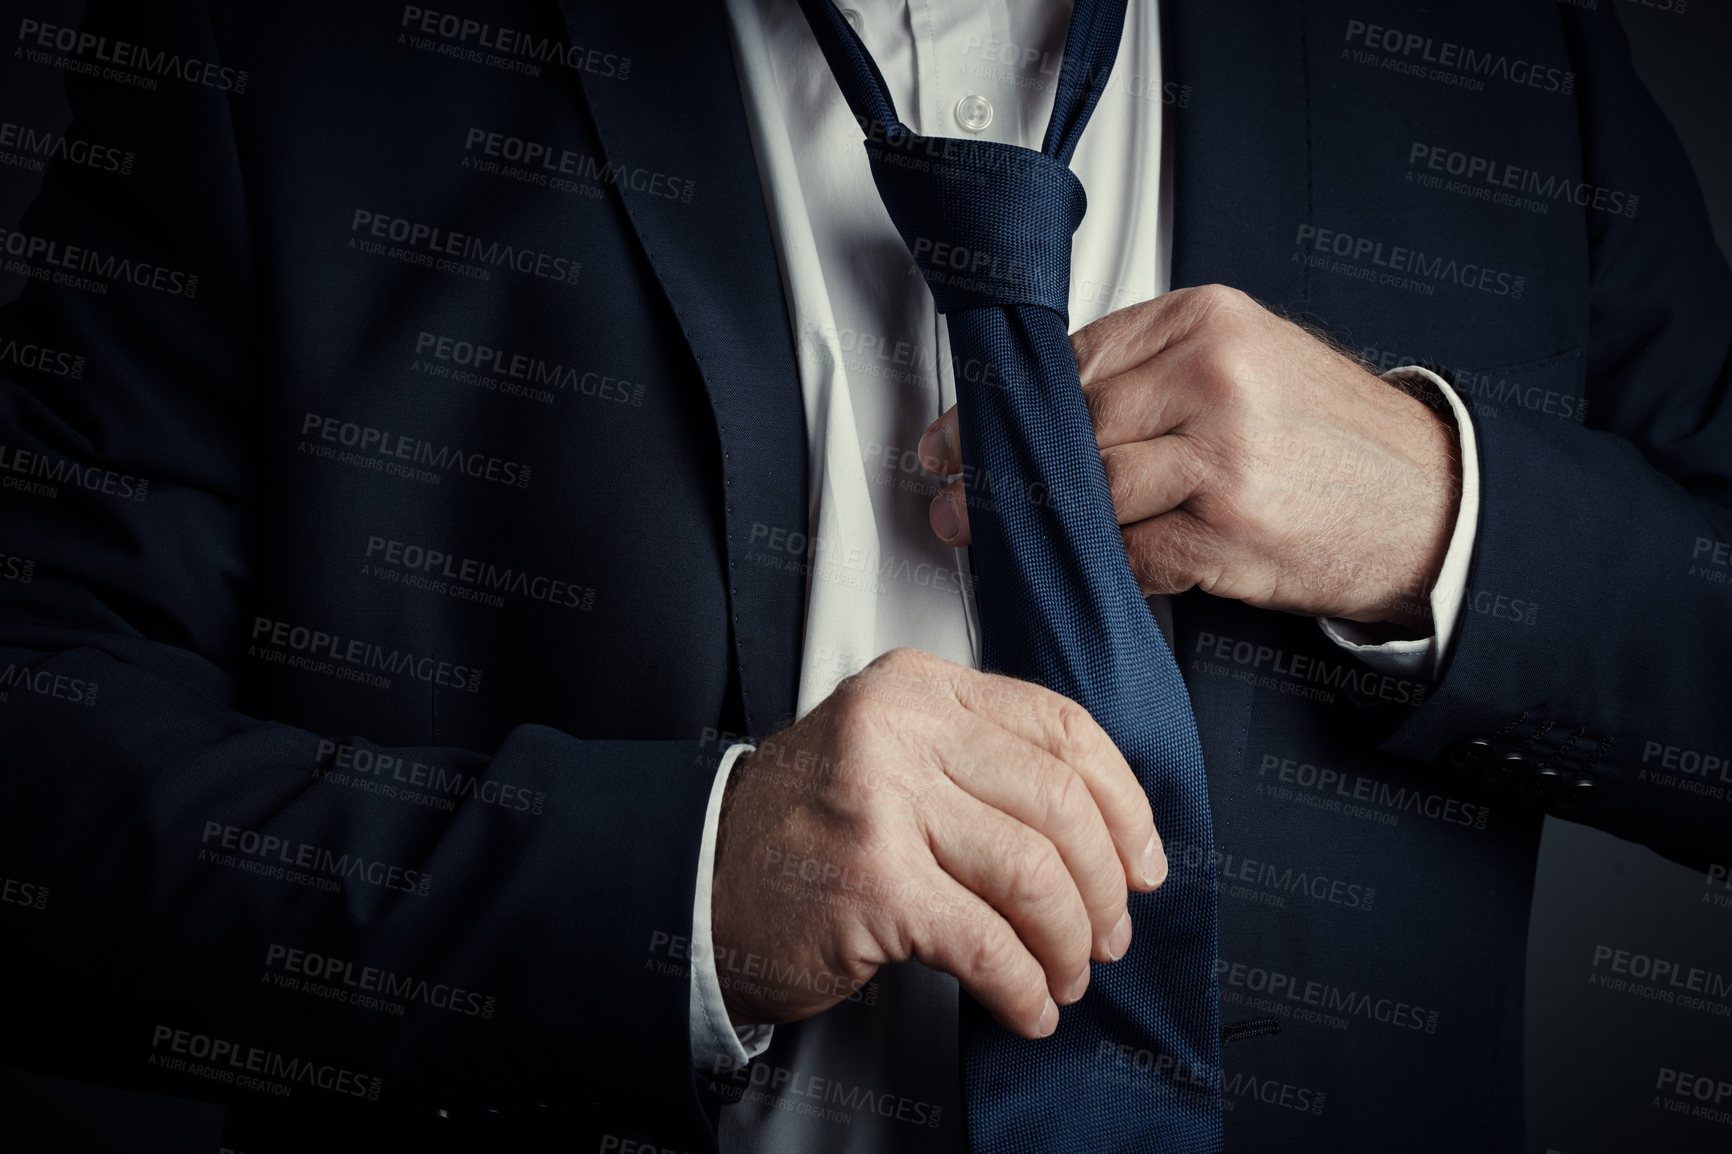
[690,740,775,1071]
[1317,367,1480,681]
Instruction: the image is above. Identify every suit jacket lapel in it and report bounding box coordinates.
[558,0,808,739]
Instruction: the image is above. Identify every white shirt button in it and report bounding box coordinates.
[840,8,863,32]
[954,94,994,133]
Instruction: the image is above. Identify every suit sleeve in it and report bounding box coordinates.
[0,5,717,1146]
[1380,3,1732,869]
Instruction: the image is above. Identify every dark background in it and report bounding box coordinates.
[1,2,1727,1152]
[1521,6,1732,1154]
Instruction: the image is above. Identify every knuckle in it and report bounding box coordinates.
[872,646,925,674]
[1205,345,1255,398]
[830,666,873,706]
[1205,427,1251,484]
[1039,760,1094,839]
[869,647,948,704]
[1101,452,1129,503]
[1084,378,1126,430]
[1009,841,1071,912]
[1176,439,1217,497]
[1038,889,1093,972]
[840,806,897,859]
[966,921,1023,984]
[828,678,882,739]
[1125,522,1182,585]
[1072,313,1122,376]
[1193,282,1250,317]
[834,919,894,975]
[1084,852,1129,916]
[1122,530,1157,586]
[971,669,1029,722]
[1051,699,1100,764]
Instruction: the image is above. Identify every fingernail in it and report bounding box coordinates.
[1141,834,1168,888]
[1064,966,1091,1004]
[1107,911,1133,961]
[930,491,962,542]
[917,422,952,474]
[1037,997,1059,1037]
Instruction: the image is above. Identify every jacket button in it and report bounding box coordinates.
[1519,763,1566,800]
[1551,776,1598,810]
[1484,751,1530,787]
[1442,737,1494,772]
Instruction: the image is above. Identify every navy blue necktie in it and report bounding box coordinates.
[794,2,1222,1150]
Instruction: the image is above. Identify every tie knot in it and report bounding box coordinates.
[863,132,1086,317]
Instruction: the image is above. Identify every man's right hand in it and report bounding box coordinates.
[710,648,1166,1040]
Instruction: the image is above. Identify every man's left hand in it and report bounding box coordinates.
[916,284,1462,633]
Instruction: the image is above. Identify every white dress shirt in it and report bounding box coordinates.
[691,1,1482,1149]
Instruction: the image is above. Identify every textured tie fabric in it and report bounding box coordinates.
[794,2,1222,1151]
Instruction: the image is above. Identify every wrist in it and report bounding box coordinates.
[1349,389,1462,632]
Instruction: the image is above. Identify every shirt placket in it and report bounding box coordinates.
[907,0,1024,146]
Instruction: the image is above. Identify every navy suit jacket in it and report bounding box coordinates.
[0,2,1726,1151]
